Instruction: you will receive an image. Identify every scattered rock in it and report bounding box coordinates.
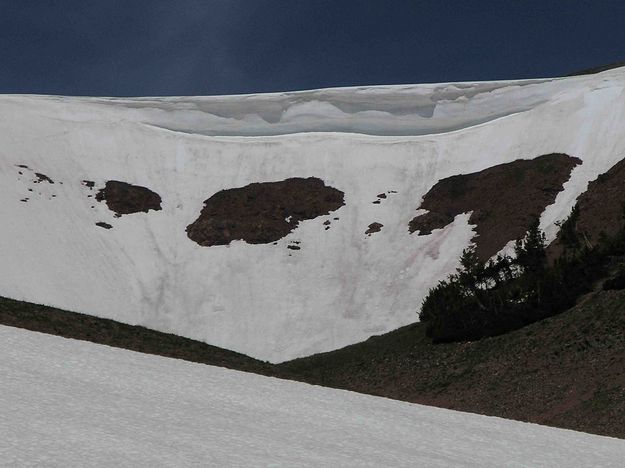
[20,198,28,203]
[323,220,331,226]
[34,173,54,184]
[287,245,301,250]
[82,180,95,189]
[186,177,344,246]
[365,222,384,235]
[372,200,381,205]
[377,193,387,199]
[16,164,29,169]
[95,222,113,229]
[96,181,162,216]
[409,153,581,260]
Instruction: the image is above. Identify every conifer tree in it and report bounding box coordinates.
[514,219,546,276]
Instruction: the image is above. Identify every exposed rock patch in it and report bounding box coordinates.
[372,192,389,205]
[96,181,162,216]
[365,222,383,235]
[409,154,581,260]
[95,222,113,230]
[186,177,344,246]
[34,173,54,184]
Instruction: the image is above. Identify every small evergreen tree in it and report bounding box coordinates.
[556,205,580,251]
[514,219,546,277]
[456,246,486,294]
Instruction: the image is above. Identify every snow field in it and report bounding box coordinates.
[1,68,625,361]
[2,325,624,467]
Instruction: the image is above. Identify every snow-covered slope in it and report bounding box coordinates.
[2,325,624,467]
[1,68,625,362]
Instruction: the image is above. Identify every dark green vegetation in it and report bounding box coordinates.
[419,210,625,343]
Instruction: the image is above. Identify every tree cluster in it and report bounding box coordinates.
[419,210,625,343]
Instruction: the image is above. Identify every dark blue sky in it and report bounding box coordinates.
[1,1,624,96]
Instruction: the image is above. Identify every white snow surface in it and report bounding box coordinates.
[2,325,624,467]
[2,68,625,362]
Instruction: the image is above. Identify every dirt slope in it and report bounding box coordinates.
[0,296,274,376]
[279,289,625,439]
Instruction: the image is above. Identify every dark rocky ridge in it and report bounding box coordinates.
[567,61,625,76]
[0,296,274,376]
[409,154,581,260]
[96,180,162,216]
[186,177,344,246]
[550,157,625,257]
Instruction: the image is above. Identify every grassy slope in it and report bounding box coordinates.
[2,290,624,438]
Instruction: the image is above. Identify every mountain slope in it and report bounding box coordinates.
[3,324,625,467]
[3,279,624,439]
[2,68,625,362]
[279,288,625,439]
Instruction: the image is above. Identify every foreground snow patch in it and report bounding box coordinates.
[1,326,623,467]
